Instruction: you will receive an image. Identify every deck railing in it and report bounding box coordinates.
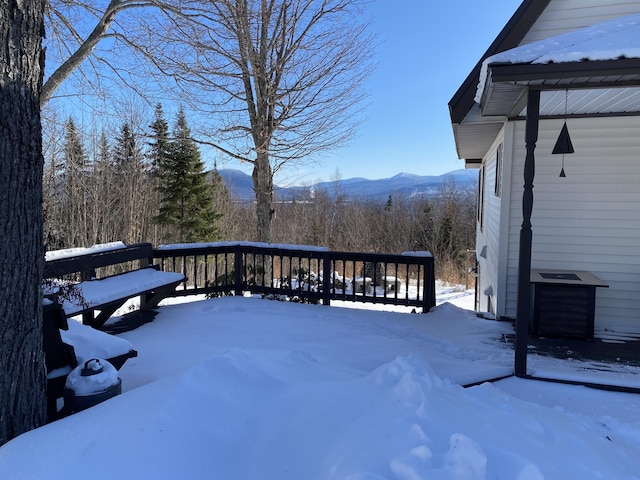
[153,242,436,311]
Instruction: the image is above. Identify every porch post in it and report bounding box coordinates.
[515,88,540,377]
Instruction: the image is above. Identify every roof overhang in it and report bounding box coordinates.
[453,12,640,160]
[448,0,550,125]
[448,0,551,160]
[451,104,506,160]
[480,58,640,118]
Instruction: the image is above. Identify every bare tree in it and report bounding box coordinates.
[152,0,375,242]
[0,1,47,445]
[42,1,375,244]
[42,0,187,107]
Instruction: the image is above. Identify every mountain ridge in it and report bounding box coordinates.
[217,168,478,202]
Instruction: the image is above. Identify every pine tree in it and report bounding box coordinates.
[148,103,171,173]
[62,117,90,246]
[92,131,116,244]
[385,195,393,211]
[155,107,220,243]
[113,122,147,243]
[148,104,171,244]
[113,123,141,175]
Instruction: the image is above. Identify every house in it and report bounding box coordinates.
[449,0,640,375]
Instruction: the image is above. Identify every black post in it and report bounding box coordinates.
[140,248,154,309]
[234,246,244,296]
[421,255,436,312]
[322,254,331,306]
[515,88,540,377]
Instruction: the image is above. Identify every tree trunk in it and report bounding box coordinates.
[252,151,273,243]
[0,1,47,445]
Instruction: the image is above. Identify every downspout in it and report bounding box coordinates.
[515,88,539,377]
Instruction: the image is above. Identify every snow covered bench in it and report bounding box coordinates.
[45,242,185,329]
[44,301,137,420]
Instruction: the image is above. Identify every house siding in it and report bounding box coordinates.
[504,116,640,332]
[476,132,505,314]
[522,0,640,43]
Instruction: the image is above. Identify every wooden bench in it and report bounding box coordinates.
[44,242,185,329]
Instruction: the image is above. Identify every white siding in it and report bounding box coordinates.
[504,116,640,332]
[496,122,515,319]
[475,131,505,314]
[522,0,640,43]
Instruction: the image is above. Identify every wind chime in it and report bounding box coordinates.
[552,89,574,177]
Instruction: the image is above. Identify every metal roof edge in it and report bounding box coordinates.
[448,0,551,124]
[489,57,640,84]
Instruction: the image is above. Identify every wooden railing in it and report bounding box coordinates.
[44,242,155,281]
[153,242,436,312]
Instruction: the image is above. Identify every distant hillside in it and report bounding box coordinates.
[216,169,255,200]
[217,168,478,203]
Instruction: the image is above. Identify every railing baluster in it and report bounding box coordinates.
[394,261,399,301]
[193,255,198,290]
[148,244,434,311]
[341,259,346,299]
[405,263,410,301]
[271,254,275,291]
[204,254,209,289]
[351,257,356,300]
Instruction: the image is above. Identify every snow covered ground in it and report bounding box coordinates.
[1,287,640,479]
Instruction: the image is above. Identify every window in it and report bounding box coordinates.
[494,143,503,197]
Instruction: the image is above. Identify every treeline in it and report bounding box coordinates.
[43,104,235,249]
[42,107,476,283]
[270,180,477,284]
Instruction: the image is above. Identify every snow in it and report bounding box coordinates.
[1,289,640,479]
[157,241,330,252]
[60,319,134,365]
[476,13,640,102]
[65,359,120,396]
[45,242,127,261]
[59,268,185,316]
[401,251,433,257]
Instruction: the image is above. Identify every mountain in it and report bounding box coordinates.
[216,169,255,200]
[217,168,478,203]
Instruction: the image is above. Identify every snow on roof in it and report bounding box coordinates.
[476,13,640,103]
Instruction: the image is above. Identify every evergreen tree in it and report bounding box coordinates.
[92,130,116,244]
[148,103,171,173]
[147,104,171,244]
[62,117,90,246]
[385,195,393,211]
[155,107,220,243]
[113,122,147,243]
[113,123,142,175]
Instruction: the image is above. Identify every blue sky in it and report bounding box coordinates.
[280,0,522,184]
[49,1,522,185]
